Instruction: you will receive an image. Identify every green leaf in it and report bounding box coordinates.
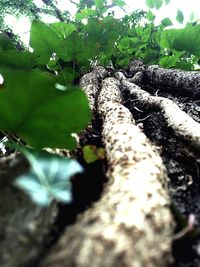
[173,24,200,57]
[0,33,16,50]
[146,11,155,21]
[95,0,104,9]
[176,9,184,24]
[160,29,176,49]
[83,145,105,163]
[190,12,195,22]
[57,67,80,84]
[165,0,170,4]
[0,69,91,149]
[146,0,154,8]
[159,54,181,68]
[146,0,163,9]
[161,18,173,27]
[143,49,159,64]
[0,50,37,69]
[154,0,163,10]
[15,150,83,206]
[114,0,125,7]
[30,20,62,64]
[50,22,77,39]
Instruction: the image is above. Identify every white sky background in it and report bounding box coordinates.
[3,0,200,47]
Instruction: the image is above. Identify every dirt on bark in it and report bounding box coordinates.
[1,61,200,267]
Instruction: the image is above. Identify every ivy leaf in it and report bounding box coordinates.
[176,9,184,24]
[30,20,62,64]
[0,69,91,149]
[15,150,83,206]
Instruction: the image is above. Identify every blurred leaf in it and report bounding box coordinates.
[0,50,37,69]
[0,33,16,50]
[146,0,163,9]
[95,0,104,9]
[15,150,83,206]
[146,0,154,8]
[146,10,155,21]
[30,20,62,64]
[154,0,163,10]
[160,29,176,49]
[161,18,173,27]
[50,22,77,39]
[0,69,90,149]
[176,9,184,24]
[173,24,200,57]
[159,54,180,68]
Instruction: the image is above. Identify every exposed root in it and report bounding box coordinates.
[120,77,200,150]
[128,60,200,97]
[80,66,108,112]
[39,74,174,267]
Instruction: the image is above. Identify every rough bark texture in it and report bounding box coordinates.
[120,77,200,149]
[0,153,58,267]
[2,61,200,267]
[128,60,200,97]
[39,68,174,267]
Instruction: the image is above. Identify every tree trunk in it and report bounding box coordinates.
[2,61,200,267]
[39,65,176,267]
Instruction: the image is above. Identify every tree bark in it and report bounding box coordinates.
[128,60,200,97]
[39,67,175,267]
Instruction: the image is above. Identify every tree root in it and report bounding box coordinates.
[120,77,200,149]
[39,71,174,267]
[128,60,200,97]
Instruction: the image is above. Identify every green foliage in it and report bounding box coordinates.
[15,149,83,206]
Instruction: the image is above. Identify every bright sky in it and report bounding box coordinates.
[3,0,200,46]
